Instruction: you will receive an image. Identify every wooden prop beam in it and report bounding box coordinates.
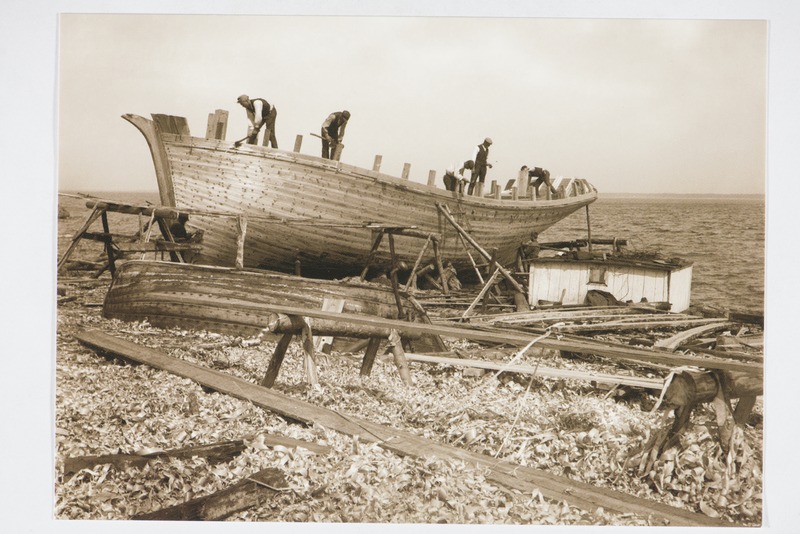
[404,353,664,390]
[134,467,288,521]
[74,329,728,527]
[436,203,528,298]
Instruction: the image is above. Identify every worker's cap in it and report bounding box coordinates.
[237,94,250,103]
[484,137,493,145]
[342,110,351,119]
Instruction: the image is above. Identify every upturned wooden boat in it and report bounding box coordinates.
[125,113,597,277]
[103,260,440,346]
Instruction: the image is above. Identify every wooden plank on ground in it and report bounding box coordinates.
[74,329,730,527]
[134,467,288,520]
[145,296,760,374]
[404,353,664,390]
[654,322,734,350]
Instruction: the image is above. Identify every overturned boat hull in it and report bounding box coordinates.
[103,260,434,339]
[125,113,598,277]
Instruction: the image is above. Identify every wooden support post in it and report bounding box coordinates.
[359,337,382,377]
[100,210,116,276]
[585,204,593,253]
[490,180,498,199]
[387,329,412,386]
[427,170,436,187]
[300,319,319,385]
[387,233,406,319]
[517,168,528,198]
[372,155,382,172]
[235,215,248,269]
[205,109,228,140]
[436,203,528,300]
[360,229,384,280]
[401,163,411,180]
[57,207,103,272]
[456,231,484,284]
[260,333,293,388]
[511,186,518,200]
[294,257,302,276]
[476,182,484,197]
[139,211,157,260]
[733,395,757,425]
[432,239,450,296]
[486,247,498,278]
[403,235,432,291]
[293,134,303,153]
[313,298,346,354]
[463,268,502,320]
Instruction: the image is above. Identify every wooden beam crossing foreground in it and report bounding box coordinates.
[74,329,731,527]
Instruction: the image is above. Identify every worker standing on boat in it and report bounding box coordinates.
[522,165,558,196]
[321,110,350,160]
[443,160,474,192]
[468,138,493,195]
[236,94,278,147]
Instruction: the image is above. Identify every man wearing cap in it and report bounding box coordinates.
[468,137,493,195]
[321,110,350,160]
[236,94,278,147]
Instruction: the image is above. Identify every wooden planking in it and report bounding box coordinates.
[74,329,728,527]
[135,125,596,272]
[404,353,664,390]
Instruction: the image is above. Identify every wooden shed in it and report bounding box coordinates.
[528,255,693,312]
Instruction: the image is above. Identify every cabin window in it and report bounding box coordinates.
[589,267,607,285]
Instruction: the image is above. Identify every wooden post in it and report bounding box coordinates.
[260,333,294,388]
[462,268,502,319]
[373,155,382,172]
[205,109,228,140]
[359,337,382,377]
[432,240,450,296]
[57,207,103,272]
[235,215,248,269]
[360,229,384,280]
[293,135,303,153]
[585,205,592,253]
[387,233,406,319]
[100,210,116,276]
[733,396,758,425]
[403,235,432,291]
[387,329,412,386]
[490,180,498,199]
[401,163,411,180]
[517,168,528,198]
[300,319,319,385]
[476,182,484,197]
[436,203,528,299]
[511,186,518,200]
[427,170,437,187]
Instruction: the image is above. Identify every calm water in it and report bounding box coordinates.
[68,192,765,312]
[540,197,765,312]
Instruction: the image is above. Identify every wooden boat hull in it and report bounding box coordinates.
[125,113,598,277]
[103,260,435,339]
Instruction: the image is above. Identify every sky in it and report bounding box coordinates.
[4,1,800,533]
[57,15,767,195]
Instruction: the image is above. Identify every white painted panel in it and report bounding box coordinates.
[668,265,693,312]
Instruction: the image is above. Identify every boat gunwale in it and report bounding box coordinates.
[132,113,598,211]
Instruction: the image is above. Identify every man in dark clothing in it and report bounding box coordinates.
[236,94,278,147]
[321,110,350,160]
[522,165,558,196]
[468,138,493,195]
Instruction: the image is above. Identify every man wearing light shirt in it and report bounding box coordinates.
[443,160,474,192]
[236,94,278,147]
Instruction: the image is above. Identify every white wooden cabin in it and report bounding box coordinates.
[528,256,693,312]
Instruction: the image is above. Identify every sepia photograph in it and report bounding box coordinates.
[3,1,799,532]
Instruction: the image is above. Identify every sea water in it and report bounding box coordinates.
[65,192,765,312]
[540,196,765,312]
